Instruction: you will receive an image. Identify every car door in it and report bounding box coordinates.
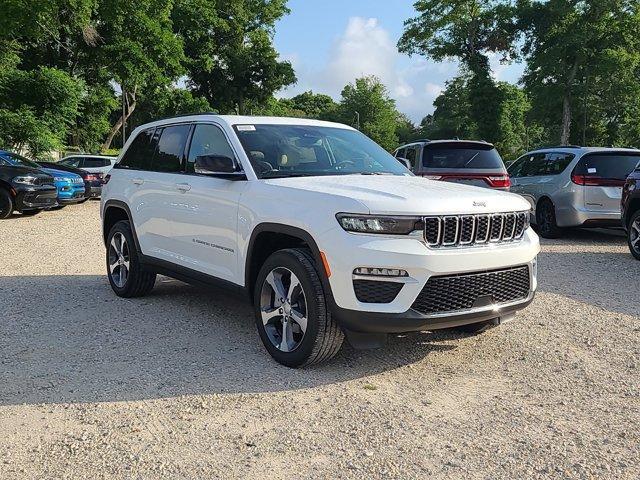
[509,153,548,207]
[167,122,246,283]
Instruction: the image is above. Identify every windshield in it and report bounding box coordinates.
[233,124,410,178]
[422,142,505,170]
[0,151,41,169]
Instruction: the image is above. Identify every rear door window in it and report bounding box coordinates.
[574,153,640,181]
[118,129,156,170]
[422,142,505,169]
[151,125,191,173]
[545,153,575,175]
[186,123,237,174]
[83,158,109,168]
[61,157,82,168]
[518,153,549,177]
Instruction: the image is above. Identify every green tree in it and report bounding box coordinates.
[129,86,212,130]
[336,76,400,151]
[0,67,83,156]
[173,0,295,115]
[517,0,640,145]
[399,0,517,141]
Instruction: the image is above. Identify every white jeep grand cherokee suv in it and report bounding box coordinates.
[101,115,540,367]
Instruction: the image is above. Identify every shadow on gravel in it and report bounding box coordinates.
[0,275,457,406]
[537,250,639,317]
[539,227,626,248]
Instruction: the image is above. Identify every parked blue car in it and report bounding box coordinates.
[0,151,85,206]
[39,167,86,205]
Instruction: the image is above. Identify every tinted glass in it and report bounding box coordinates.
[405,147,417,168]
[546,153,574,175]
[187,124,236,173]
[511,153,548,177]
[234,124,408,178]
[60,157,81,167]
[119,129,155,170]
[151,125,190,173]
[422,142,504,169]
[395,148,406,158]
[83,158,109,168]
[507,156,527,177]
[574,153,640,180]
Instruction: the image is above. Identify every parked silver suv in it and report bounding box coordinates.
[508,147,640,238]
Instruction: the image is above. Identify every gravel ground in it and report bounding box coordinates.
[0,201,638,479]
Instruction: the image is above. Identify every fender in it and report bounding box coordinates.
[102,200,142,253]
[245,223,335,302]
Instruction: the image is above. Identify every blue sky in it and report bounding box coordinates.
[274,0,524,123]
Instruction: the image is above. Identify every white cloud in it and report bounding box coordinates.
[278,17,463,122]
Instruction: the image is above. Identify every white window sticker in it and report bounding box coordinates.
[587,167,597,174]
[236,125,256,131]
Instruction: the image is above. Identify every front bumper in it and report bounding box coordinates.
[57,186,86,204]
[14,187,58,210]
[84,184,102,198]
[317,227,540,333]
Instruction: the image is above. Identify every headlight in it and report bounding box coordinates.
[336,213,423,234]
[54,176,69,182]
[12,175,38,185]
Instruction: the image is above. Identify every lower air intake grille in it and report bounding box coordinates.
[411,266,531,315]
[354,280,404,304]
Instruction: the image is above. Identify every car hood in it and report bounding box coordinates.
[41,168,82,180]
[264,175,530,215]
[0,165,47,177]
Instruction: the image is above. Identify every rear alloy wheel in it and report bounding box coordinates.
[106,220,156,297]
[628,211,640,261]
[0,189,14,219]
[536,199,562,239]
[254,248,344,368]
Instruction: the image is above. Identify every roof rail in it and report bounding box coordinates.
[542,144,582,149]
[155,111,219,122]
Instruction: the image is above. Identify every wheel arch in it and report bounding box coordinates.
[625,197,640,228]
[102,200,142,253]
[245,223,334,303]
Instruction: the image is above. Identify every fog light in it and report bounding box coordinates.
[353,267,408,277]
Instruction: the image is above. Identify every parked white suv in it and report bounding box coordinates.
[101,115,540,367]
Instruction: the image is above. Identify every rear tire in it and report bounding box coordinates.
[106,220,156,298]
[536,198,562,239]
[253,248,344,368]
[627,210,640,261]
[0,189,14,219]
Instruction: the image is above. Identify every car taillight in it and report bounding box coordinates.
[571,173,625,187]
[85,174,98,181]
[486,175,511,188]
[103,174,111,184]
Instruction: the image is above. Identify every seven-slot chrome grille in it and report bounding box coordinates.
[423,212,529,248]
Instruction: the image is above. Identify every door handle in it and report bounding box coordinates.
[176,183,191,192]
[131,177,144,185]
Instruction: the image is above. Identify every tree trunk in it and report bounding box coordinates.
[560,60,579,146]
[102,87,137,151]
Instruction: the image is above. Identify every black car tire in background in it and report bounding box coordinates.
[0,188,13,219]
[536,198,563,239]
[628,210,640,261]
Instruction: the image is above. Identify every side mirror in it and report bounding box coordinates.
[195,154,240,175]
[397,157,412,170]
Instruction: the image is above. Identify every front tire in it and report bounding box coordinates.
[253,248,344,368]
[628,210,640,261]
[106,220,156,298]
[0,189,14,219]
[536,198,562,239]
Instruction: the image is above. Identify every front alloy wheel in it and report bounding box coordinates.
[260,268,308,352]
[628,212,640,260]
[253,248,344,367]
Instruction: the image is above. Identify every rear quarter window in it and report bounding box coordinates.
[118,129,156,170]
[422,142,505,169]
